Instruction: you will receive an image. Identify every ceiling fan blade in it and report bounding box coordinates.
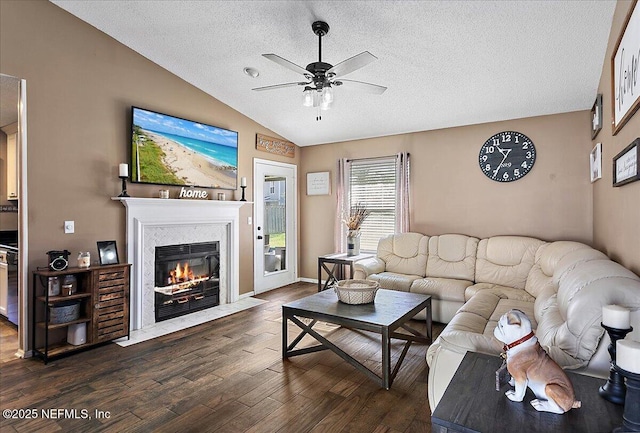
[252,82,307,91]
[337,79,387,95]
[327,51,377,78]
[262,54,309,76]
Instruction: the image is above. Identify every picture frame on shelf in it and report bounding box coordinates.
[306,171,331,195]
[97,240,120,265]
[591,94,603,139]
[590,143,602,183]
[612,138,640,187]
[611,0,640,135]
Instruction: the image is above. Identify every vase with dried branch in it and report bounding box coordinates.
[343,204,370,256]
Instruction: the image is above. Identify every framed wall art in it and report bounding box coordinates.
[611,0,640,135]
[591,94,603,139]
[612,138,640,187]
[97,240,120,265]
[590,142,602,183]
[306,171,331,195]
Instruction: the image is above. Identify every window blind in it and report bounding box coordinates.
[348,157,397,251]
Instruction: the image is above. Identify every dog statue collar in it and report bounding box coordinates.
[503,331,535,352]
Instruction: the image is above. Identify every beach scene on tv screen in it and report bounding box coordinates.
[132,108,238,189]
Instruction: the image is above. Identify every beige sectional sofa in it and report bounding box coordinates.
[353,233,640,411]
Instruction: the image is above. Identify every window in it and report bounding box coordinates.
[347,157,398,252]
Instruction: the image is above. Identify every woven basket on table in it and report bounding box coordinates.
[334,279,380,305]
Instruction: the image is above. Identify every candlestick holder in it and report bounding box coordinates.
[613,365,640,432]
[240,185,246,201]
[118,175,130,198]
[599,323,633,405]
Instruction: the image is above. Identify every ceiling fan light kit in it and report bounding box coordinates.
[253,20,386,121]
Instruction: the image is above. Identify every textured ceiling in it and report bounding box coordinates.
[50,1,615,147]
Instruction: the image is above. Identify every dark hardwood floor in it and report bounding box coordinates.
[0,282,443,433]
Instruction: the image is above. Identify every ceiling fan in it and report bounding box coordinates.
[252,20,387,120]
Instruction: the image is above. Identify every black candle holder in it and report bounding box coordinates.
[118,175,130,198]
[599,323,633,405]
[240,185,246,202]
[613,365,640,432]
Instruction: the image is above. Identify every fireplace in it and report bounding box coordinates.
[154,242,220,322]
[117,197,243,331]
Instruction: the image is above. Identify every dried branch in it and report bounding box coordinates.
[343,203,370,230]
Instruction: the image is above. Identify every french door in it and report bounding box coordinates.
[253,159,297,293]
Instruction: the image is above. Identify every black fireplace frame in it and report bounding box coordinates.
[154,241,220,322]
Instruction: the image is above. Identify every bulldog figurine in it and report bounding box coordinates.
[493,309,581,414]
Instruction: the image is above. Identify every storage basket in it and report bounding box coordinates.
[49,300,80,324]
[334,279,380,305]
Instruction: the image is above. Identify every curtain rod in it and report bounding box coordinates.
[346,153,410,163]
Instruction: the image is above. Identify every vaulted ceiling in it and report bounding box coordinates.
[51,1,615,146]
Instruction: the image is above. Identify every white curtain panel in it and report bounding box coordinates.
[334,158,347,253]
[395,151,411,233]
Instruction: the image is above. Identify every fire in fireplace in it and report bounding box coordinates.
[154,242,220,322]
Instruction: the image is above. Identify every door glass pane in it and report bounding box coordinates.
[263,175,286,274]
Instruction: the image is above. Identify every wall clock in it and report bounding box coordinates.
[478,131,536,182]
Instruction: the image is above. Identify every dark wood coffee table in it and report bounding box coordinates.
[282,288,432,389]
[431,352,625,433]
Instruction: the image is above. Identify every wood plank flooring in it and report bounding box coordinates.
[0,282,443,433]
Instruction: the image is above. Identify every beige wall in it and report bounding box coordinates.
[300,111,593,279]
[0,0,300,297]
[592,0,640,275]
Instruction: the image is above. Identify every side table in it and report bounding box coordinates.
[317,253,373,292]
[431,352,624,433]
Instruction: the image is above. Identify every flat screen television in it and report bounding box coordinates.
[130,106,238,190]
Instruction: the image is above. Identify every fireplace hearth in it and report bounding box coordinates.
[154,242,220,322]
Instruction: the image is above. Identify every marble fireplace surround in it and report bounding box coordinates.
[115,197,244,331]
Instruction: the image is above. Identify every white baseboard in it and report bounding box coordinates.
[239,291,255,299]
[298,277,321,284]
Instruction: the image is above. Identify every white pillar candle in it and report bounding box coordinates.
[616,339,640,374]
[602,305,631,329]
[240,177,247,187]
[119,163,129,177]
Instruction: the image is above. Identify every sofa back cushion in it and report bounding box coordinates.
[426,234,479,280]
[525,241,593,299]
[535,259,640,368]
[377,232,429,277]
[475,236,545,290]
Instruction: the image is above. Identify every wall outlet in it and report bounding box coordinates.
[247,217,252,225]
[64,220,75,234]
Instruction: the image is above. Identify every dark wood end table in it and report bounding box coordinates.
[282,289,432,390]
[317,252,373,292]
[431,352,625,433]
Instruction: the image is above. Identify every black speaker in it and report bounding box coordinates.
[47,250,70,271]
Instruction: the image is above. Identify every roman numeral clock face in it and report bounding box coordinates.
[479,131,536,182]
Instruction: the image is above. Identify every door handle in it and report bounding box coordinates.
[257,235,263,240]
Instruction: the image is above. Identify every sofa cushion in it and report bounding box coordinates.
[537,260,640,369]
[410,277,471,303]
[475,236,545,290]
[368,272,421,292]
[435,290,536,356]
[426,234,479,281]
[377,232,429,277]
[525,241,592,299]
[465,283,535,303]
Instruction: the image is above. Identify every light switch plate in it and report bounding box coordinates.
[64,220,75,234]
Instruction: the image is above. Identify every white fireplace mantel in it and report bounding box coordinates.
[113,197,246,330]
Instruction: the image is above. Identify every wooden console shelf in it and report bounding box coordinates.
[32,263,131,363]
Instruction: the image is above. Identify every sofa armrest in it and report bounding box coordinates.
[353,257,386,279]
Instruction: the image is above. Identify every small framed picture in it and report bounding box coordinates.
[590,143,602,182]
[591,94,602,139]
[97,240,120,265]
[307,171,331,195]
[612,138,640,187]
